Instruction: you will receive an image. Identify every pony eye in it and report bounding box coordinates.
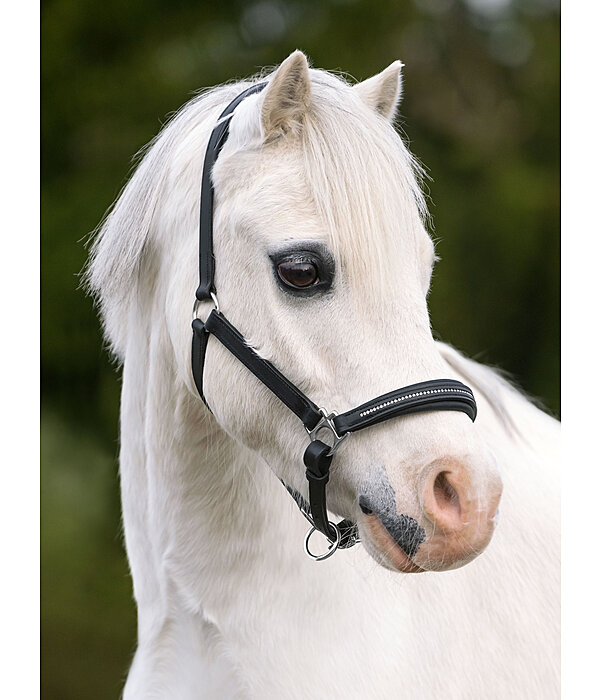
[277,260,319,288]
[270,244,334,296]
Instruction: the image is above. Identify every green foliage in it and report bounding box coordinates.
[41,407,135,699]
[41,0,559,696]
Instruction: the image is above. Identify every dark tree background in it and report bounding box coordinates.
[41,0,559,697]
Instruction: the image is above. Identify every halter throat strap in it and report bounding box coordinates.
[190,84,478,560]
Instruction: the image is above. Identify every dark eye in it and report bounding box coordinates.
[277,260,319,288]
[270,243,334,296]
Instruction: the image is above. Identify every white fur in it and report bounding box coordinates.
[86,53,559,699]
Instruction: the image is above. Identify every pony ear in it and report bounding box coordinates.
[354,61,403,121]
[261,51,311,141]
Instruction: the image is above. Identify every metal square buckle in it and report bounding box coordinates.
[305,408,348,456]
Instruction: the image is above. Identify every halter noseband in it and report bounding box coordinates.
[191,83,477,560]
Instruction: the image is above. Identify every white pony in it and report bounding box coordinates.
[87,52,559,699]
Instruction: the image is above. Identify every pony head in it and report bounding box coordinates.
[88,51,502,573]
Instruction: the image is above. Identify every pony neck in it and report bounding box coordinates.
[118,318,305,633]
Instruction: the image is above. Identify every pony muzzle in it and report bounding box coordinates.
[360,457,502,572]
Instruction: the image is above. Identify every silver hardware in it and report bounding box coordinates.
[304,522,342,561]
[193,292,220,321]
[305,408,348,456]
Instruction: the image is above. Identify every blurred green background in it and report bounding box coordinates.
[41,0,559,697]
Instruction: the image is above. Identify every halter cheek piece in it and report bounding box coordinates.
[191,83,477,560]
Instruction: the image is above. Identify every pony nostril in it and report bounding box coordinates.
[424,468,464,532]
[433,471,460,515]
[358,497,373,515]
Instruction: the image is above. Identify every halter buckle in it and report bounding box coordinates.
[305,409,348,456]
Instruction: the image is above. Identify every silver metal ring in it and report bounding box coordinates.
[193,292,220,321]
[303,522,342,561]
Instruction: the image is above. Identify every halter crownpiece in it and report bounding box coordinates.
[191,82,477,560]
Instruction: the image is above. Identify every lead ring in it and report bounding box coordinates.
[303,523,342,561]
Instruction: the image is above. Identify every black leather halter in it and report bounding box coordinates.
[191,83,477,560]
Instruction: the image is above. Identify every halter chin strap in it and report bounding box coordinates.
[191,84,478,560]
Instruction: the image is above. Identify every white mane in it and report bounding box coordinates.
[85,83,237,356]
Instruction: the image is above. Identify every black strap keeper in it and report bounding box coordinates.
[305,469,330,485]
[195,283,213,302]
[303,440,333,479]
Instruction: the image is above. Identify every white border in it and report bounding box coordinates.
[2,3,40,697]
[562,1,598,697]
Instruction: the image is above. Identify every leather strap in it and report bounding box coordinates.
[191,318,211,408]
[333,379,476,435]
[303,440,337,542]
[204,310,322,430]
[196,82,267,301]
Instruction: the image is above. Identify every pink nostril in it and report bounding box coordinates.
[416,459,503,569]
[433,471,462,530]
[425,468,466,533]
